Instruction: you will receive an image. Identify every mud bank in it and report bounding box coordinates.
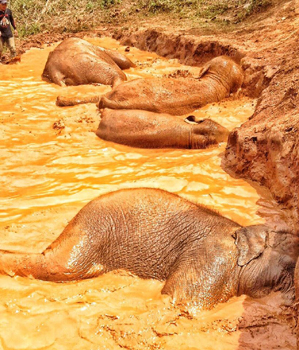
[112,0,299,231]
[114,28,273,98]
[224,6,299,232]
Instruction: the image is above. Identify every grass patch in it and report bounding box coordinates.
[10,0,122,37]
[8,0,273,37]
[237,0,272,21]
[198,2,230,18]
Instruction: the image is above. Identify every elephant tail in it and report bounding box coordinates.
[56,95,99,107]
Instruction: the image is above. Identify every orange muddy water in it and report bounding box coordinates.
[0,37,294,349]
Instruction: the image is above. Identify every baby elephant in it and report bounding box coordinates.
[96,109,229,149]
[98,55,244,115]
[0,188,297,310]
[42,37,135,87]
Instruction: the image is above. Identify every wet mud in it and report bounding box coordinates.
[0,37,295,349]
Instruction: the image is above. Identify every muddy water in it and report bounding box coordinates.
[0,37,293,349]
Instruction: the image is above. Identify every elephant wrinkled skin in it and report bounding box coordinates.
[0,188,297,310]
[96,109,229,149]
[42,37,135,87]
[98,55,244,115]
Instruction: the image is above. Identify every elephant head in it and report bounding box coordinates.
[198,55,244,94]
[161,221,298,310]
[96,110,229,149]
[235,225,299,299]
[185,115,229,145]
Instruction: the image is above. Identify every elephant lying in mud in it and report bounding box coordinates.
[56,55,243,111]
[0,188,297,310]
[97,55,243,115]
[42,37,135,87]
[96,109,229,149]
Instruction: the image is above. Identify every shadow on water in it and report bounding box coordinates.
[0,37,296,349]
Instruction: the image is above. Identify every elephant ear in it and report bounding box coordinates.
[235,225,268,266]
[197,63,210,79]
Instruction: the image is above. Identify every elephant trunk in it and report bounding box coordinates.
[56,95,99,107]
[190,129,211,149]
[190,119,230,149]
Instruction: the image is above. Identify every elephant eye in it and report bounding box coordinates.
[185,115,205,125]
[185,115,196,122]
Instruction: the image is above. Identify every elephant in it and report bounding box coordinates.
[97,55,244,115]
[42,37,135,87]
[55,55,243,110]
[96,109,229,149]
[0,188,297,310]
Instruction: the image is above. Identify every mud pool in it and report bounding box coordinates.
[0,37,294,349]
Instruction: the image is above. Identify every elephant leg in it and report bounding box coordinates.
[97,95,123,110]
[56,95,99,107]
[162,258,237,309]
[0,224,105,281]
[0,251,45,279]
[0,247,105,281]
[162,264,202,303]
[112,76,125,88]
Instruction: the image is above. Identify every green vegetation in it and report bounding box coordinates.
[138,0,272,19]
[10,0,121,37]
[9,0,273,38]
[237,0,272,21]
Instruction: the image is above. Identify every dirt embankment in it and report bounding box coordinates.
[111,0,299,232]
[224,1,299,232]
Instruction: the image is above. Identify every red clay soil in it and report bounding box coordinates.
[224,3,299,233]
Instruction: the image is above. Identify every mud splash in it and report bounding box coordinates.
[0,37,294,349]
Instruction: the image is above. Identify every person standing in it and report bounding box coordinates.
[0,0,17,61]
